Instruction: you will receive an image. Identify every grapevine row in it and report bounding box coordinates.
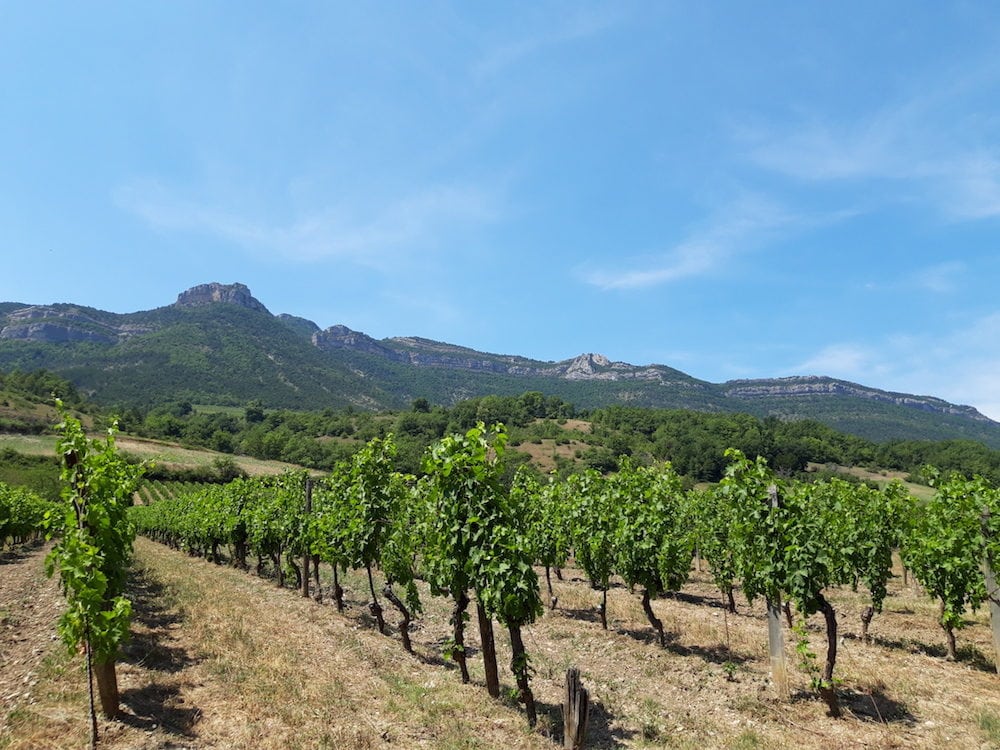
[129,426,1000,720]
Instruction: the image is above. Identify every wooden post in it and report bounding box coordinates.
[301,477,312,599]
[981,509,1000,674]
[562,667,590,750]
[766,484,789,699]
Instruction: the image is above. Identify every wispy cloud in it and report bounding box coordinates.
[863,261,967,295]
[789,312,1000,421]
[114,178,502,268]
[472,7,622,80]
[581,194,797,290]
[908,261,966,294]
[740,59,1000,221]
[794,343,886,380]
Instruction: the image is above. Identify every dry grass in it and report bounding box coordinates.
[805,463,935,501]
[0,433,302,478]
[513,440,588,473]
[4,541,1000,749]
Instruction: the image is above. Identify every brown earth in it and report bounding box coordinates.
[3,539,1000,749]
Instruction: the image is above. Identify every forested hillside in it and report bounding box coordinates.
[2,283,999,447]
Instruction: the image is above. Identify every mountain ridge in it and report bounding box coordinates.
[0,282,996,446]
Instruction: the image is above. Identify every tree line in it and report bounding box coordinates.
[104,393,1000,483]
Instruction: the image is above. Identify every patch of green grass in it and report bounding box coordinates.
[191,404,245,417]
[0,434,57,455]
[978,709,1000,746]
[729,730,764,749]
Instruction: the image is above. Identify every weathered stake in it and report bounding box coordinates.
[981,509,1000,674]
[301,478,312,599]
[562,667,590,750]
[766,598,789,698]
[766,484,789,699]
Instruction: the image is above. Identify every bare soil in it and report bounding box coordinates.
[3,541,1000,749]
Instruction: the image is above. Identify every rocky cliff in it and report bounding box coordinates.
[724,375,991,423]
[174,282,270,314]
[0,305,148,344]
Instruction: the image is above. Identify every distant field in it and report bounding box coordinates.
[191,403,246,417]
[806,462,935,501]
[512,437,588,472]
[0,433,303,477]
[0,433,56,456]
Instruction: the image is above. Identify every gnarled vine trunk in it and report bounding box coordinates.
[640,588,665,647]
[383,585,412,653]
[940,601,958,660]
[332,564,344,612]
[817,593,841,717]
[477,601,500,698]
[508,623,537,727]
[451,591,471,683]
[367,564,385,634]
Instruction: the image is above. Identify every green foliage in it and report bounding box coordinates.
[612,460,692,596]
[517,468,571,573]
[0,449,62,502]
[341,435,398,572]
[310,470,352,573]
[379,473,424,614]
[901,469,997,633]
[566,470,616,593]
[45,410,142,663]
[0,368,84,408]
[716,449,785,605]
[692,485,740,606]
[0,480,55,545]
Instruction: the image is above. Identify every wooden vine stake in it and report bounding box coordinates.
[562,667,590,750]
[766,484,789,699]
[981,509,1000,674]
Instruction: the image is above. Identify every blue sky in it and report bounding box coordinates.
[3,3,1000,418]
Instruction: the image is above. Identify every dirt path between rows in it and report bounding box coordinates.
[5,536,1000,749]
[0,544,63,724]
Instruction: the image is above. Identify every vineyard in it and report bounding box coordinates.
[4,420,1000,748]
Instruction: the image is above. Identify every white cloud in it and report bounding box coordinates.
[740,61,1000,222]
[794,343,882,380]
[908,261,966,294]
[789,312,1000,421]
[114,178,501,269]
[472,7,622,80]
[580,194,796,290]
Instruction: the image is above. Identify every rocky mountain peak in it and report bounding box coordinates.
[313,325,399,359]
[564,353,611,378]
[175,283,270,314]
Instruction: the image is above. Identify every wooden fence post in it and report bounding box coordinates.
[563,667,589,750]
